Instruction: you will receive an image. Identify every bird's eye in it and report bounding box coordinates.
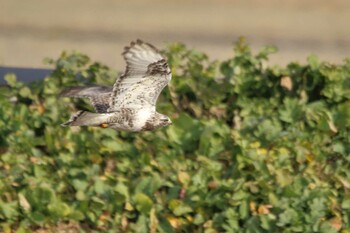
[161,118,168,122]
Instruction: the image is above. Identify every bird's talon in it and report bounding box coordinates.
[100,123,108,128]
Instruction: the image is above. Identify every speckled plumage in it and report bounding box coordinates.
[61,39,172,132]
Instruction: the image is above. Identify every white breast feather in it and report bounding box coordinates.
[133,108,152,130]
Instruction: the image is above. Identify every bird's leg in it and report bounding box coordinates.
[100,123,109,128]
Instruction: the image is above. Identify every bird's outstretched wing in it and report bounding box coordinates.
[60,86,113,113]
[108,39,171,112]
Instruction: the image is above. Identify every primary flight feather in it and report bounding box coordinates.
[61,39,172,132]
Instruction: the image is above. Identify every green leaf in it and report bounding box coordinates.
[279,98,303,123]
[308,54,320,70]
[94,178,106,194]
[18,193,31,212]
[133,193,153,214]
[278,209,299,226]
[27,187,55,207]
[48,201,71,218]
[15,226,31,233]
[30,212,46,225]
[19,86,32,98]
[114,182,129,200]
[72,179,89,191]
[0,201,18,220]
[173,204,193,216]
[4,73,17,86]
[68,210,85,221]
[239,200,249,219]
[341,197,350,209]
[133,214,149,233]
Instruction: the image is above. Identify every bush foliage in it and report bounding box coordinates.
[1,38,350,232]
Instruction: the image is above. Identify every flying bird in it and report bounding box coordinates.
[61,39,172,132]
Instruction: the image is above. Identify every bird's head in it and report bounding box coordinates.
[158,114,172,127]
[145,113,172,131]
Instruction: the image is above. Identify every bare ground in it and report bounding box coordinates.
[1,0,350,71]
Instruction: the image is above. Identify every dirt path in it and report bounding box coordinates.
[1,0,350,70]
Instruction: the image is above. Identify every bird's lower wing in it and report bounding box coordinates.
[61,111,116,127]
[60,86,113,113]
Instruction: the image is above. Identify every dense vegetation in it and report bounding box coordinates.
[1,38,350,232]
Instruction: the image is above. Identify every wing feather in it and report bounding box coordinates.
[60,86,112,113]
[108,39,171,112]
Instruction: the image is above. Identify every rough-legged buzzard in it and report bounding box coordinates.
[61,39,172,132]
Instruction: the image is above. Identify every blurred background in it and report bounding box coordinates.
[1,0,350,71]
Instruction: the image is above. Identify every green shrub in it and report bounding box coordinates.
[1,38,350,232]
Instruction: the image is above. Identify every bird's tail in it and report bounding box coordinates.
[61,111,111,127]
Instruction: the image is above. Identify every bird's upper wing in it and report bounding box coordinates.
[108,39,171,112]
[60,86,113,113]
